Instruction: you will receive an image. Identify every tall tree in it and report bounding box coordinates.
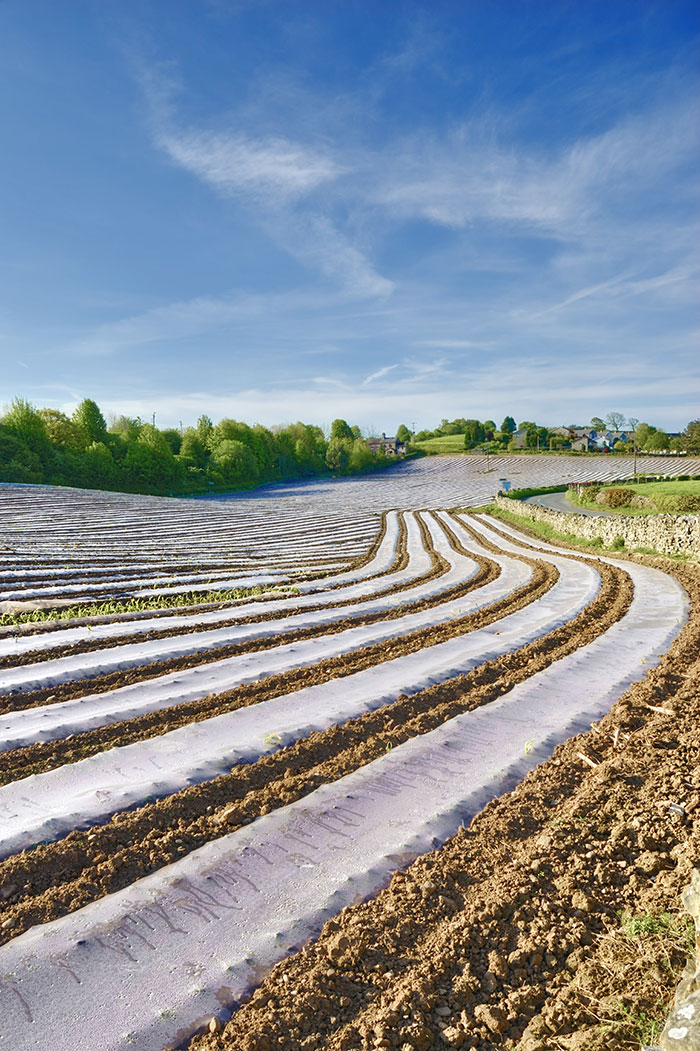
[330,419,354,441]
[635,423,655,448]
[2,397,48,445]
[325,436,350,473]
[500,416,516,434]
[590,416,605,431]
[2,398,55,468]
[37,409,84,449]
[682,420,700,455]
[73,399,107,445]
[645,430,669,451]
[463,419,485,448]
[196,415,213,443]
[396,424,411,442]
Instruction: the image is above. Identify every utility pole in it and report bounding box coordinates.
[152,412,156,428]
[179,420,183,436]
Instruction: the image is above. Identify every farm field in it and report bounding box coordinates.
[0,454,698,1051]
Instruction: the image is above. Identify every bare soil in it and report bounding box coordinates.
[182,546,699,1051]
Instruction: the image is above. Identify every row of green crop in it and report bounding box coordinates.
[0,585,299,626]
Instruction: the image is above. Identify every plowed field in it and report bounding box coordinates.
[0,455,698,1051]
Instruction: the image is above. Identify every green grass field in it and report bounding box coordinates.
[413,435,468,453]
[571,479,700,515]
[622,480,700,496]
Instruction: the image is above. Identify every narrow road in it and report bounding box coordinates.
[523,491,613,517]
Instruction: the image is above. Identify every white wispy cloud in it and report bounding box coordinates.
[372,93,699,241]
[361,363,398,385]
[138,64,392,300]
[158,129,341,201]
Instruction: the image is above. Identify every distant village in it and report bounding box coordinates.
[368,415,691,456]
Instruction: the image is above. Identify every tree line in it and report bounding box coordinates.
[0,399,399,496]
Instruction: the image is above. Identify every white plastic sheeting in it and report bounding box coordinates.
[0,514,485,696]
[0,513,399,658]
[0,522,530,749]
[0,513,408,661]
[0,484,381,606]
[0,539,686,1051]
[0,524,602,850]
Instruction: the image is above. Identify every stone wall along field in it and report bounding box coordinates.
[660,868,700,1051]
[494,494,700,557]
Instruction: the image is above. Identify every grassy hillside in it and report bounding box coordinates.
[413,435,468,453]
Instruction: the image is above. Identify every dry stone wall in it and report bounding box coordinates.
[659,868,700,1051]
[494,494,700,557]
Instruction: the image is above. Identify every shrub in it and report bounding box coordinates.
[652,493,700,513]
[580,484,601,503]
[610,536,626,550]
[675,494,700,513]
[630,493,653,508]
[602,487,633,508]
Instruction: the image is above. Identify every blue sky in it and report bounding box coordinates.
[1,0,698,433]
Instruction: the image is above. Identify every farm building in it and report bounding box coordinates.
[367,433,407,456]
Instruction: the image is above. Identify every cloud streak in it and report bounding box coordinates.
[158,129,342,201]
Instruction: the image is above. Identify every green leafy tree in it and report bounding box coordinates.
[635,423,656,449]
[196,415,213,444]
[348,438,374,473]
[249,425,276,476]
[590,416,605,431]
[179,428,209,469]
[500,416,516,435]
[2,397,55,469]
[109,415,142,442]
[210,439,259,487]
[525,424,539,448]
[72,399,107,445]
[161,428,182,455]
[681,420,700,455]
[645,430,669,451]
[396,424,411,443]
[463,419,485,448]
[83,441,116,486]
[330,419,354,441]
[0,425,43,482]
[2,397,47,444]
[37,408,84,450]
[325,436,350,473]
[123,425,183,491]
